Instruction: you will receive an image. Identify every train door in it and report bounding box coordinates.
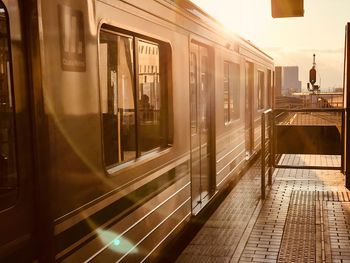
[0,1,39,261]
[190,41,213,212]
[245,62,254,158]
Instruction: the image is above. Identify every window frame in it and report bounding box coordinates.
[98,24,172,173]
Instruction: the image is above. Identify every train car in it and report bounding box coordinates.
[0,0,273,261]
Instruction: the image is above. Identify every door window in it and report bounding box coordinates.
[0,4,17,210]
[224,61,240,124]
[258,71,265,110]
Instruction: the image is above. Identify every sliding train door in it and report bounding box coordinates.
[245,62,254,158]
[0,1,43,261]
[190,41,213,212]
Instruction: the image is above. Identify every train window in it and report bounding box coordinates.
[99,31,136,166]
[99,25,171,168]
[0,4,17,209]
[230,63,240,120]
[258,71,265,110]
[138,40,162,154]
[190,52,198,134]
[224,61,240,124]
[223,62,229,123]
[267,70,272,108]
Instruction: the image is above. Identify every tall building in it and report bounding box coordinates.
[275,66,302,96]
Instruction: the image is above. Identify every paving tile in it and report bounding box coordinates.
[175,155,350,263]
[324,201,350,262]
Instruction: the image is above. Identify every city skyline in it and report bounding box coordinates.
[190,0,350,91]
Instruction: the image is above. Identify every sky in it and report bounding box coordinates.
[190,0,350,91]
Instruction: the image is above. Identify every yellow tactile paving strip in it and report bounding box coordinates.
[277,191,316,262]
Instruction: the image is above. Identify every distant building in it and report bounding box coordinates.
[275,66,302,96]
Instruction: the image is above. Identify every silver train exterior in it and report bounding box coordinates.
[0,0,274,261]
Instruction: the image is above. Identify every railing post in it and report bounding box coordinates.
[346,108,350,189]
[341,109,345,174]
[261,112,266,199]
[346,23,350,189]
[271,111,276,168]
[268,111,273,186]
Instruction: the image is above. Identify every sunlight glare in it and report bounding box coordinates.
[96,229,138,254]
[191,0,269,41]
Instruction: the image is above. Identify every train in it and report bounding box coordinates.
[0,0,274,262]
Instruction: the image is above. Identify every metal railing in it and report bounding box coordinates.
[260,107,345,199]
[273,108,345,171]
[261,109,273,199]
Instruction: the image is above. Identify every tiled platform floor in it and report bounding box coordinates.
[176,155,350,263]
[279,154,341,168]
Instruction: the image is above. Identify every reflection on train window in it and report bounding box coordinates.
[0,5,17,209]
[99,31,136,166]
[224,62,240,124]
[99,25,170,168]
[138,40,161,154]
[258,71,265,110]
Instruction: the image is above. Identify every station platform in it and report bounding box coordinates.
[175,155,350,263]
